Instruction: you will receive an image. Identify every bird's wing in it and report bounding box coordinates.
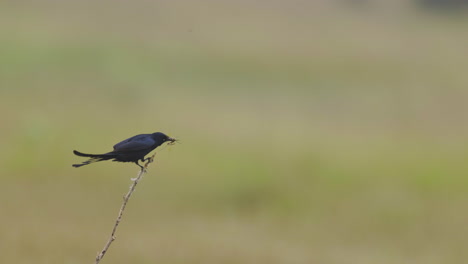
[113,134,155,152]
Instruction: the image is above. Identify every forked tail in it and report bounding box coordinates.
[72,150,116,168]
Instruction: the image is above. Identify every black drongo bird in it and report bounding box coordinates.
[73,132,175,169]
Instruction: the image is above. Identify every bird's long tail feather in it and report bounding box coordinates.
[72,150,116,168]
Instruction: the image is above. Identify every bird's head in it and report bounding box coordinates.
[152,132,177,145]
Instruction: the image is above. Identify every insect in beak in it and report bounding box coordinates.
[167,137,177,145]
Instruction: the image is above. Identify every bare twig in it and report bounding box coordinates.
[94,152,157,264]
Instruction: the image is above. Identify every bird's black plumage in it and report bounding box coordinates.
[73,132,175,169]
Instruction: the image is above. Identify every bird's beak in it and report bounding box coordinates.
[167,137,176,143]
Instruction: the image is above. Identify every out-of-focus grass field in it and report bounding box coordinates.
[1,1,468,263]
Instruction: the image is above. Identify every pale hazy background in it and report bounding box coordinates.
[1,1,468,263]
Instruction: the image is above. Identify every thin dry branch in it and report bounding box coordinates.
[94,152,157,264]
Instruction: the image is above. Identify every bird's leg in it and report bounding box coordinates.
[135,161,144,171]
[141,157,151,163]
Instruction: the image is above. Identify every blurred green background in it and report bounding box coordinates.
[1,1,468,263]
